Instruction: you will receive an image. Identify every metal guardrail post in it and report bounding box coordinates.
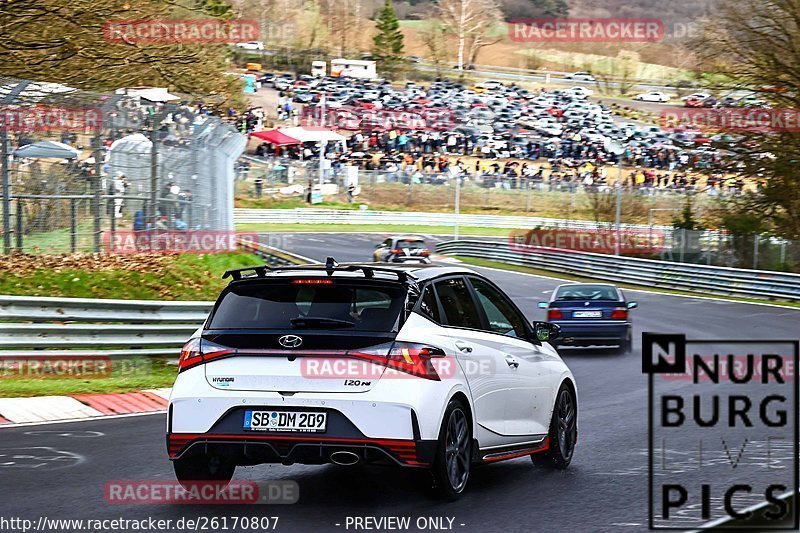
[108,198,116,252]
[92,134,103,253]
[15,198,22,251]
[1,128,10,254]
[753,237,759,270]
[70,200,77,253]
[1,79,30,255]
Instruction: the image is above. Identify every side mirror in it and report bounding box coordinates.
[532,321,560,342]
[627,301,638,309]
[537,302,548,309]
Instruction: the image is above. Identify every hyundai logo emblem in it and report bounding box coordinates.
[278,335,303,348]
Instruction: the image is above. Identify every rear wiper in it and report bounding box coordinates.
[290,317,356,328]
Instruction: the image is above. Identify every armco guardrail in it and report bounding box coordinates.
[234,208,671,234]
[436,240,800,301]
[0,296,213,354]
[0,295,211,323]
[0,242,313,356]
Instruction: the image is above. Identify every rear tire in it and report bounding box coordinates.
[616,337,632,354]
[173,453,235,489]
[532,384,577,469]
[431,399,472,501]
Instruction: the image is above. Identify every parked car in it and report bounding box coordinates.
[235,41,264,51]
[564,72,596,82]
[568,87,593,99]
[635,91,670,103]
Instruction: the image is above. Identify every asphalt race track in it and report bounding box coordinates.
[1,232,798,532]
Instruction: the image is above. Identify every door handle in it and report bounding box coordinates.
[505,356,519,368]
[455,341,473,353]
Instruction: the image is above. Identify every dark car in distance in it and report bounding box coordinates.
[539,283,637,352]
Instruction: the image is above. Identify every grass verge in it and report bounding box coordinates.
[454,256,800,309]
[0,251,262,300]
[0,356,178,398]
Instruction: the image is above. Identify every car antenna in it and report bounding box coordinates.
[325,257,338,276]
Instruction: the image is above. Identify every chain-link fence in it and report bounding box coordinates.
[0,77,247,254]
[235,156,800,273]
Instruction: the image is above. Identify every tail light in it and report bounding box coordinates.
[348,342,446,381]
[391,249,402,254]
[611,308,628,319]
[178,339,234,373]
[420,249,430,256]
[547,309,563,320]
[387,342,446,380]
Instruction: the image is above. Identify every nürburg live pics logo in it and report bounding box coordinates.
[643,332,798,530]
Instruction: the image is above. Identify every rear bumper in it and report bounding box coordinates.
[167,431,437,468]
[167,404,436,467]
[553,321,630,346]
[389,255,430,264]
[167,364,465,462]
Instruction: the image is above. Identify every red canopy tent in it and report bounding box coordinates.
[250,129,302,146]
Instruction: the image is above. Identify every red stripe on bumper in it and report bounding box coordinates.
[167,433,424,465]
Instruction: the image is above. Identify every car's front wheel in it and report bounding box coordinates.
[431,399,472,501]
[532,384,577,469]
[173,453,236,489]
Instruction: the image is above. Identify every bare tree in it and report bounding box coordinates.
[436,0,503,74]
[419,21,448,75]
[694,0,800,238]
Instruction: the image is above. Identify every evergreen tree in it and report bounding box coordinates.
[372,0,404,71]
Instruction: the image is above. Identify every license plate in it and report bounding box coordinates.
[243,410,327,433]
[573,310,603,318]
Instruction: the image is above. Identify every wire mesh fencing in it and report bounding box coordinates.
[235,156,800,272]
[0,76,247,254]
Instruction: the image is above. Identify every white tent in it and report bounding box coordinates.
[115,87,181,103]
[12,140,80,159]
[279,127,347,145]
[107,133,153,196]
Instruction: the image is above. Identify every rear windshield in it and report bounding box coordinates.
[209,280,406,331]
[397,240,426,249]
[554,285,619,301]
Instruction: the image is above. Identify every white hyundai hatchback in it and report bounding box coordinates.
[167,260,578,500]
